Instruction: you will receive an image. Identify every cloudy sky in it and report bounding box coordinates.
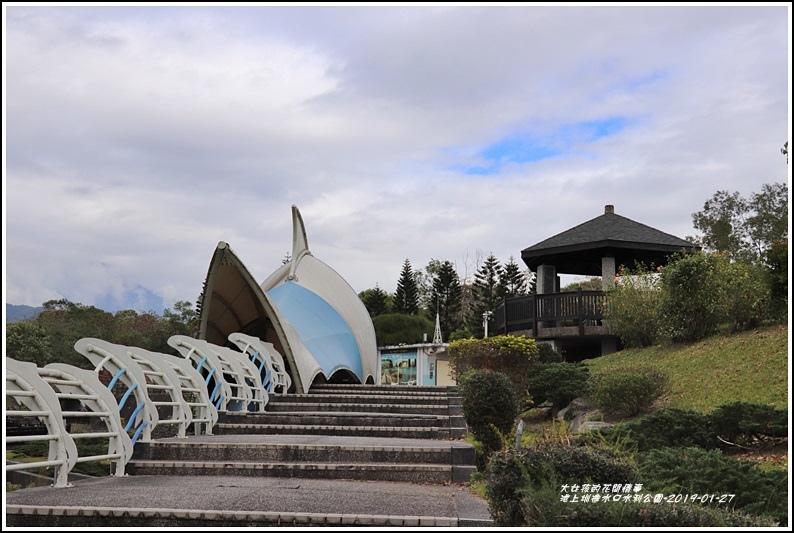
[3,3,791,314]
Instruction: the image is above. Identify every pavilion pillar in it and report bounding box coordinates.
[601,337,617,356]
[536,264,557,294]
[601,255,616,289]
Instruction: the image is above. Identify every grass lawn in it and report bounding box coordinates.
[583,323,789,413]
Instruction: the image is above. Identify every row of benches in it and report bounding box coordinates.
[5,332,293,488]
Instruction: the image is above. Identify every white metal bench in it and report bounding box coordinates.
[228,332,293,395]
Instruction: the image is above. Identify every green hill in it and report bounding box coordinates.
[583,324,789,413]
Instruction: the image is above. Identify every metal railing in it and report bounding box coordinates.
[4,332,286,487]
[228,332,292,395]
[74,338,160,445]
[167,335,266,413]
[495,289,607,336]
[5,357,133,488]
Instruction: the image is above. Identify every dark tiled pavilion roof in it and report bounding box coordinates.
[521,205,699,276]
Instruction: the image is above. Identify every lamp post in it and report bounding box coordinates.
[483,310,493,338]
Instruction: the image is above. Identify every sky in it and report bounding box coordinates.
[3,3,792,315]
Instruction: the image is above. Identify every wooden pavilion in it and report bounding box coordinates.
[494,205,699,359]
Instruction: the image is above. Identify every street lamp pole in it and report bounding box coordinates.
[483,310,493,338]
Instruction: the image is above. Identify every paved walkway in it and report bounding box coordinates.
[7,474,490,527]
[5,434,493,528]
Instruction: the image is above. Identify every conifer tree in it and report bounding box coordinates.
[393,259,419,315]
[471,253,503,337]
[430,260,463,339]
[360,283,391,317]
[499,255,533,298]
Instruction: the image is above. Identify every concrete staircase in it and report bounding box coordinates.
[216,383,468,439]
[126,384,474,483]
[7,383,492,527]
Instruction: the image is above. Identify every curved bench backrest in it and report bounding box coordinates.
[121,345,194,438]
[43,363,135,476]
[168,335,250,412]
[5,357,79,488]
[74,338,159,444]
[138,350,219,435]
[228,332,293,395]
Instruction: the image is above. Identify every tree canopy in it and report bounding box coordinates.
[689,182,788,263]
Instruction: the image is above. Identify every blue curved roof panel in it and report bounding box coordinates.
[266,281,363,379]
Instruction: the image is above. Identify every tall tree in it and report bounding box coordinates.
[393,259,420,315]
[414,258,443,314]
[499,256,532,298]
[746,183,789,259]
[359,284,392,318]
[690,183,788,263]
[470,253,502,337]
[429,260,463,340]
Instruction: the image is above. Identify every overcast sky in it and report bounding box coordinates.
[3,3,791,314]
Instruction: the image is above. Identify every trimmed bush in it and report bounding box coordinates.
[536,342,564,363]
[638,446,788,526]
[597,403,788,453]
[450,335,538,401]
[458,370,518,460]
[589,367,669,416]
[527,362,590,411]
[708,402,788,445]
[486,442,637,526]
[599,407,715,452]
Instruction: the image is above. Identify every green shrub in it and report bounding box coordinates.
[598,403,788,453]
[536,342,564,363]
[486,442,637,526]
[450,336,538,402]
[599,408,715,452]
[718,261,770,333]
[458,370,518,460]
[589,367,669,416]
[603,263,661,348]
[657,252,725,342]
[656,251,769,342]
[708,402,788,445]
[520,488,778,527]
[372,313,435,345]
[527,362,590,410]
[638,446,788,526]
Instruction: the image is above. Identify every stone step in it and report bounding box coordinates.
[128,436,476,483]
[309,384,454,396]
[267,393,458,406]
[263,401,462,416]
[219,411,466,429]
[126,460,461,483]
[5,505,480,528]
[132,437,474,465]
[215,423,465,439]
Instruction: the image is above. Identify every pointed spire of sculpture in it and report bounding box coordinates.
[288,205,312,281]
[433,312,443,344]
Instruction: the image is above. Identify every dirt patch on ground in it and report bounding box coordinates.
[722,437,788,468]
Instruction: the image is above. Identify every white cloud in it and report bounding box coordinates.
[4,4,791,311]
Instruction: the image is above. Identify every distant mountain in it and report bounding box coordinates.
[6,304,45,323]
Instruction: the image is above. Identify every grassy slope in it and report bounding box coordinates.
[583,323,789,413]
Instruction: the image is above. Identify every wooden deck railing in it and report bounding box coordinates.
[494,289,606,337]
